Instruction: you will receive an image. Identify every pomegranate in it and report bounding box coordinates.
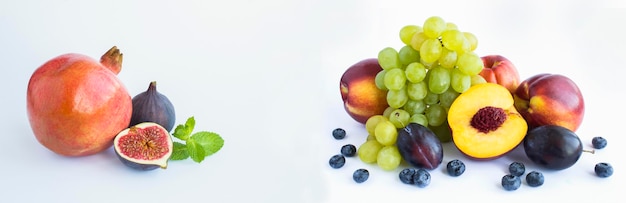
[26,46,133,157]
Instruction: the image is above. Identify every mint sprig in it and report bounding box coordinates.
[169,116,224,163]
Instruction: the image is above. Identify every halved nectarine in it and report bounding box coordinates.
[448,83,528,159]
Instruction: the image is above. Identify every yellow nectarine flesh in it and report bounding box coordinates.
[448,83,528,159]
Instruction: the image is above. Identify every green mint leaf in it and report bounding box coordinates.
[169,142,189,161]
[172,116,195,140]
[172,125,189,140]
[186,116,196,131]
[191,131,224,157]
[186,139,206,163]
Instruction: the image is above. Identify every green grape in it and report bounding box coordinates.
[423,16,446,39]
[425,103,446,127]
[424,90,439,105]
[384,68,406,91]
[399,25,422,45]
[383,106,396,118]
[457,52,484,76]
[441,29,466,52]
[367,134,376,141]
[406,81,428,100]
[409,113,429,127]
[404,99,427,115]
[405,62,427,83]
[377,146,402,171]
[439,87,460,108]
[446,22,458,30]
[428,66,451,94]
[375,120,398,146]
[366,115,388,136]
[375,70,388,90]
[410,32,428,52]
[471,74,487,86]
[399,45,420,66]
[438,48,457,69]
[378,47,402,70]
[463,32,478,51]
[358,139,383,163]
[420,38,443,64]
[450,68,471,93]
[387,87,408,109]
[388,109,410,128]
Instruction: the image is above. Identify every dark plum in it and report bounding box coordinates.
[396,123,443,170]
[523,125,583,170]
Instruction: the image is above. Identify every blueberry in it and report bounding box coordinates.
[525,171,544,187]
[340,144,357,157]
[501,174,521,191]
[399,168,417,184]
[595,162,613,178]
[412,169,431,188]
[592,137,607,149]
[353,168,369,183]
[509,162,525,177]
[446,159,466,177]
[328,154,345,169]
[332,128,346,140]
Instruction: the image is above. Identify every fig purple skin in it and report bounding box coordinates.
[130,81,176,132]
[396,123,444,170]
[115,152,163,171]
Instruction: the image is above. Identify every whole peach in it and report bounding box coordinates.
[514,73,584,132]
[479,55,521,94]
[340,58,389,124]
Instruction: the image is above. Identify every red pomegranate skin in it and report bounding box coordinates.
[26,47,132,157]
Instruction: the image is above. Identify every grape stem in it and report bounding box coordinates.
[583,149,595,154]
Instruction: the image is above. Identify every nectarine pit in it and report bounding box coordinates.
[470,106,506,133]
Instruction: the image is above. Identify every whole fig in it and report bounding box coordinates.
[130,81,176,132]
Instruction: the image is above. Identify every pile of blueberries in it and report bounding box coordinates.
[328,128,613,189]
[328,128,369,183]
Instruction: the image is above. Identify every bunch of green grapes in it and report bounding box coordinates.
[358,16,487,171]
[375,16,486,129]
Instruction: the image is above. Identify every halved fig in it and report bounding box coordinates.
[113,122,173,170]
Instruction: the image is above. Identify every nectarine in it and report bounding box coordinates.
[514,73,584,132]
[479,55,520,94]
[340,58,389,124]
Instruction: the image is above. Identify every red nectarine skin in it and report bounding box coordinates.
[514,74,584,131]
[27,47,132,156]
[479,55,520,94]
[340,58,388,124]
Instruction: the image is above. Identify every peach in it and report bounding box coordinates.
[479,55,520,94]
[448,83,528,159]
[340,58,389,124]
[514,73,584,132]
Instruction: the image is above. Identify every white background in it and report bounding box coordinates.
[1,0,625,202]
